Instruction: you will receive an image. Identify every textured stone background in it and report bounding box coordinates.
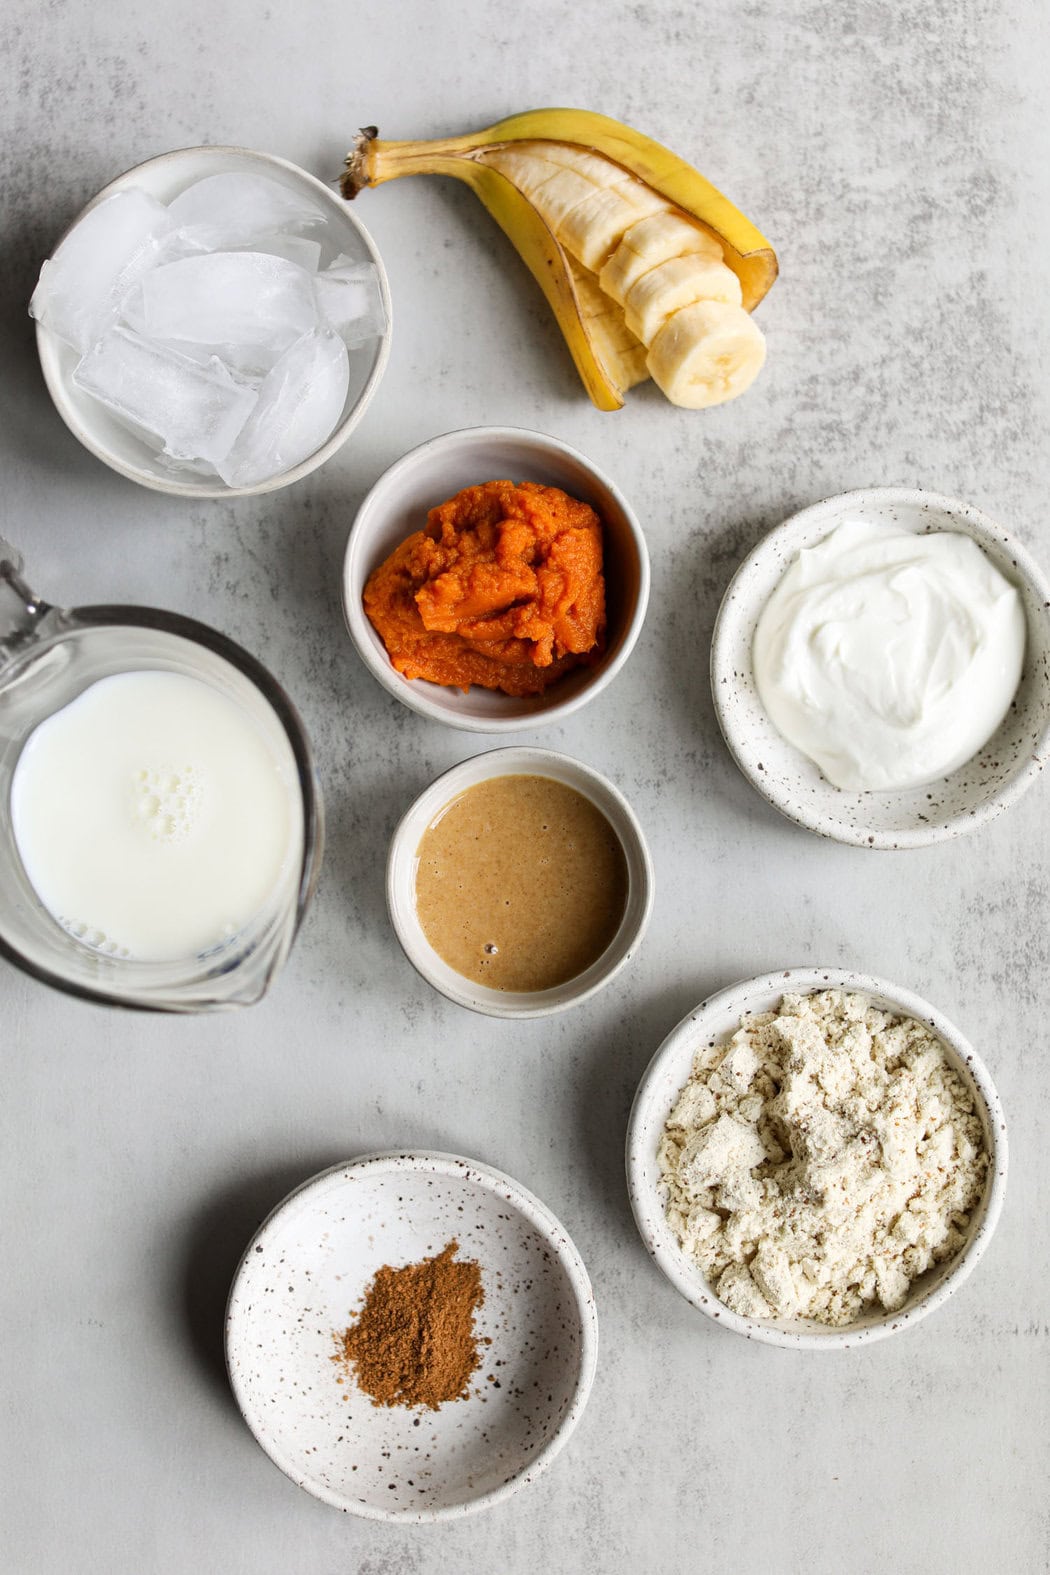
[2,1,1048,1571]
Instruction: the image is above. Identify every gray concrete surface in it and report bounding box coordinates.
[2,1,1048,1570]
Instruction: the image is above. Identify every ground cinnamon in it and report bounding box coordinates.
[333,1240,484,1410]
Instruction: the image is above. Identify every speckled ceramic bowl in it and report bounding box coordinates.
[386,746,654,1018]
[626,967,1007,1350]
[342,426,649,732]
[35,146,391,498]
[711,489,1050,848]
[225,1151,598,1519]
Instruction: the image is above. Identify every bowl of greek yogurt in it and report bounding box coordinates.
[711,488,1050,847]
[32,146,391,497]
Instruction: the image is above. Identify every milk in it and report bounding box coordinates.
[11,670,301,961]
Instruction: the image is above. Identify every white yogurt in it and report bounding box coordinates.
[752,521,1026,791]
[11,670,301,960]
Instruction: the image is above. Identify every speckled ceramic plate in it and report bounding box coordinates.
[225,1151,598,1520]
[711,489,1050,847]
[626,967,1008,1350]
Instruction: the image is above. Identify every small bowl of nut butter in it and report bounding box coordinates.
[386,746,654,1017]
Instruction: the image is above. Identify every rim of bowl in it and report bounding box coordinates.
[342,425,650,732]
[35,144,392,499]
[386,746,655,1018]
[224,1149,599,1522]
[625,966,1008,1350]
[710,487,1050,848]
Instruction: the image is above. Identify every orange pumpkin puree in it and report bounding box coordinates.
[363,480,606,695]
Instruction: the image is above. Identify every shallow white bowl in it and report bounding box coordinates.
[342,426,649,731]
[626,968,1007,1349]
[711,488,1050,848]
[225,1151,598,1520]
[387,746,654,1018]
[35,145,392,498]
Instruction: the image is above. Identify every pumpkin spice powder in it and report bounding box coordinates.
[333,1240,486,1410]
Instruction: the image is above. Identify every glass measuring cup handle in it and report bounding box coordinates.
[0,542,52,663]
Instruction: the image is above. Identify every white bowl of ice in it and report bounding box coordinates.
[33,146,392,498]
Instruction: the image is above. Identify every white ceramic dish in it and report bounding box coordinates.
[342,426,649,732]
[35,145,392,498]
[386,746,654,1018]
[711,488,1050,848]
[626,967,1007,1349]
[225,1151,598,1521]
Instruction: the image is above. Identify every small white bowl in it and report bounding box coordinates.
[387,746,654,1018]
[626,967,1007,1350]
[342,426,650,731]
[35,145,392,498]
[225,1151,598,1521]
[711,488,1050,848]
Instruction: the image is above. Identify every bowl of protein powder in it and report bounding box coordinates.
[710,489,1050,848]
[626,967,1007,1349]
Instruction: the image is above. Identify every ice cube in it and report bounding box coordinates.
[121,252,319,359]
[30,189,174,354]
[314,259,387,347]
[127,326,279,383]
[217,328,349,488]
[245,236,322,272]
[151,228,212,268]
[155,451,221,480]
[166,173,328,250]
[73,326,256,466]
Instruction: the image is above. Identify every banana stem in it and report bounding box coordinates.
[341,129,482,198]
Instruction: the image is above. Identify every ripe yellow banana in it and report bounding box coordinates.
[648,301,766,408]
[598,212,721,305]
[342,109,778,412]
[567,257,649,393]
[624,252,743,344]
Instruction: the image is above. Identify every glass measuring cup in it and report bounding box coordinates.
[0,542,323,1010]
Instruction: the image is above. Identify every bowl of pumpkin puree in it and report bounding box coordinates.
[386,746,654,1018]
[343,427,650,731]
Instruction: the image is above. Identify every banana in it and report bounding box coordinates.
[342,109,777,411]
[598,211,721,305]
[624,252,743,344]
[477,143,669,271]
[646,300,766,409]
[567,257,649,393]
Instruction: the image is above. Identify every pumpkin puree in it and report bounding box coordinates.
[363,480,606,695]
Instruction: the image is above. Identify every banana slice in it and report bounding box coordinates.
[647,299,766,409]
[480,144,616,214]
[599,211,721,304]
[482,143,667,270]
[624,254,743,344]
[504,139,626,185]
[517,165,608,230]
[568,257,649,391]
[557,183,668,270]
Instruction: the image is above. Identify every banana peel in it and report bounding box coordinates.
[342,108,778,411]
